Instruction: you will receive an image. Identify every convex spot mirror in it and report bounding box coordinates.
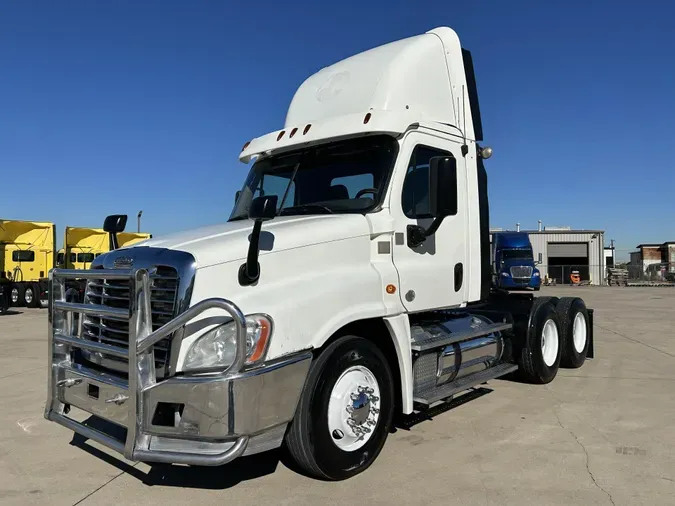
[249,195,278,221]
[103,214,127,233]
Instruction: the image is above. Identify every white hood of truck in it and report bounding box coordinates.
[127,214,371,269]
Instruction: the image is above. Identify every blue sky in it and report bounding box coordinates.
[1,0,673,260]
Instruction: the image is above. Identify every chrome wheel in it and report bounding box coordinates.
[327,365,381,452]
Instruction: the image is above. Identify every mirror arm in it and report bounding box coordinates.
[109,233,119,251]
[407,216,446,248]
[238,220,263,286]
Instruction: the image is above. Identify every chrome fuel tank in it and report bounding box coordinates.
[411,313,505,396]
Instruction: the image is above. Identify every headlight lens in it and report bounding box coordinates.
[533,271,540,277]
[501,271,510,277]
[183,314,272,372]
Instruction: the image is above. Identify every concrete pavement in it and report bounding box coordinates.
[1,286,673,505]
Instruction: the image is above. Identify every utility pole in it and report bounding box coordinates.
[610,239,615,266]
[137,210,143,233]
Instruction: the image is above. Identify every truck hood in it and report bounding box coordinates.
[125,214,371,269]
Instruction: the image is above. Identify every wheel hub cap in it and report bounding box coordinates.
[349,389,371,425]
[328,366,381,451]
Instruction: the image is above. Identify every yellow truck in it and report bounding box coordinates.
[56,228,152,269]
[55,223,151,302]
[0,219,56,308]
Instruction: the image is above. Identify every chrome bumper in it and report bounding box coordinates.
[44,268,312,466]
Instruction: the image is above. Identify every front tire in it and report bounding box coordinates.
[284,334,394,480]
[556,297,590,368]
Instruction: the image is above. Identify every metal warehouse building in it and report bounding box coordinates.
[490,225,606,286]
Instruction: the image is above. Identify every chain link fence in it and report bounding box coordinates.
[625,263,675,283]
[536,264,675,286]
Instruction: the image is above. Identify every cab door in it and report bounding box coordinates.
[390,132,468,312]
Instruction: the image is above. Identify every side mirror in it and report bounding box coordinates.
[249,195,277,221]
[429,156,458,217]
[407,156,458,248]
[103,214,127,251]
[239,195,278,286]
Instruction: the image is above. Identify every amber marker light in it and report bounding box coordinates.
[247,316,273,363]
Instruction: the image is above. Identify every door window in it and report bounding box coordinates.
[401,145,457,219]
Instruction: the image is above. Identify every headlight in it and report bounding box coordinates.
[183,314,273,372]
[533,271,540,277]
[501,271,510,277]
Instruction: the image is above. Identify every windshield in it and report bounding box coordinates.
[502,248,534,261]
[77,253,95,263]
[229,135,398,220]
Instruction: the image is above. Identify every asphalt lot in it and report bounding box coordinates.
[1,286,674,505]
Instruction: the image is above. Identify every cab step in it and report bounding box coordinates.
[413,362,518,406]
[410,322,512,352]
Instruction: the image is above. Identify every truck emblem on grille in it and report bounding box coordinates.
[113,256,134,269]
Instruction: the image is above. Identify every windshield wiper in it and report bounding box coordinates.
[279,203,334,215]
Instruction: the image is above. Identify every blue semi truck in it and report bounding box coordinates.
[491,231,541,291]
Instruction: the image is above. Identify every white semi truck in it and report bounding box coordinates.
[44,26,594,481]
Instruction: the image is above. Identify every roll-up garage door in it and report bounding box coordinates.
[548,243,588,258]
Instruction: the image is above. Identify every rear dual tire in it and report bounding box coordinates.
[556,297,590,368]
[23,283,40,308]
[11,284,24,307]
[518,297,562,384]
[517,296,590,383]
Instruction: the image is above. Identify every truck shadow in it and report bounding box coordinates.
[69,417,281,489]
[68,387,499,487]
[0,310,23,316]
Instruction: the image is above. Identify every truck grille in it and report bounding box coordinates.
[80,266,179,377]
[510,266,533,279]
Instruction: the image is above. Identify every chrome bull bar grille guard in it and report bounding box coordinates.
[44,267,250,465]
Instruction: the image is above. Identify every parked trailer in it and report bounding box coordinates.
[0,219,55,307]
[44,27,594,481]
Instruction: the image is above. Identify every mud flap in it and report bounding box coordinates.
[586,308,594,359]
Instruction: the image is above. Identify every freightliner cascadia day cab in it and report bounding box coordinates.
[0,219,55,308]
[491,231,541,291]
[45,27,594,480]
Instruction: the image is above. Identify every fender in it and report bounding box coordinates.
[383,313,414,414]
